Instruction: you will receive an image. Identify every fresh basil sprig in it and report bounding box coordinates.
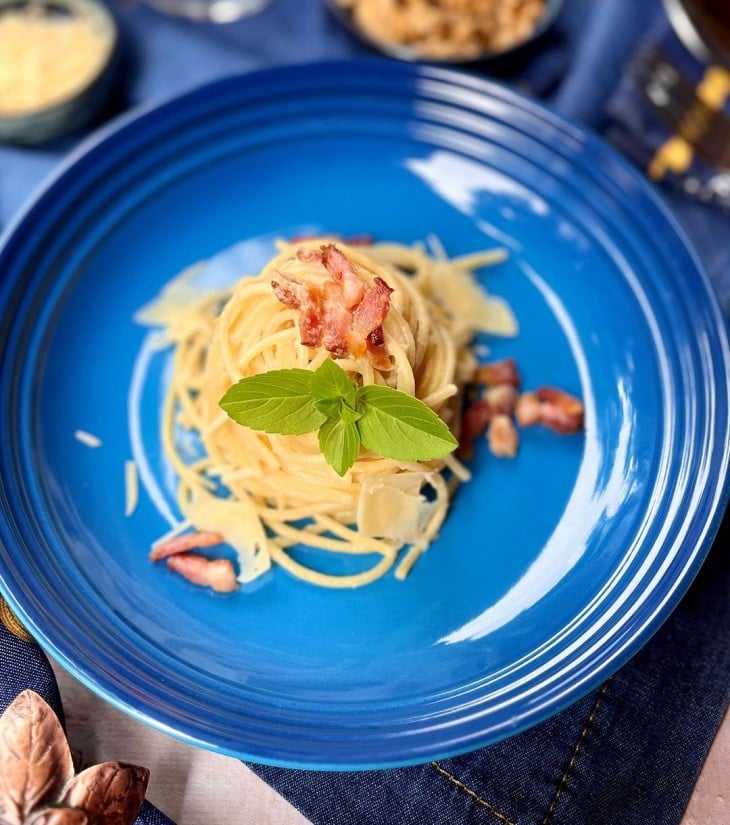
[219,359,457,476]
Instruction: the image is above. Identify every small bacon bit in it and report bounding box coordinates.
[351,276,393,348]
[458,399,493,459]
[322,244,365,308]
[272,273,323,347]
[484,384,518,416]
[322,280,353,357]
[473,358,521,389]
[166,553,238,593]
[296,247,324,264]
[516,387,584,434]
[458,382,518,459]
[535,387,584,433]
[354,276,392,329]
[271,272,303,308]
[366,338,393,371]
[149,530,224,562]
[515,391,541,427]
[487,414,519,458]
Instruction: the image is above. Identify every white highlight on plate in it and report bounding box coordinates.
[128,334,178,528]
[405,149,550,218]
[438,260,632,644]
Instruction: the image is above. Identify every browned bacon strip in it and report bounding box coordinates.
[166,553,238,593]
[271,272,324,347]
[516,387,584,434]
[149,530,224,562]
[535,387,584,433]
[483,384,518,416]
[458,378,518,456]
[296,247,324,264]
[349,276,393,363]
[473,358,521,389]
[271,272,303,308]
[274,245,393,368]
[458,399,492,459]
[322,244,365,308]
[322,280,352,357]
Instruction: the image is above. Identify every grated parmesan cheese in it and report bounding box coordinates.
[0,4,112,115]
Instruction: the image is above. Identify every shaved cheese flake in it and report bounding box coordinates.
[124,460,139,517]
[183,494,272,583]
[357,473,438,544]
[432,263,518,337]
[134,264,200,326]
[74,429,102,448]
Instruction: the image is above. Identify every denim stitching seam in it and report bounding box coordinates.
[541,680,611,825]
[431,761,518,825]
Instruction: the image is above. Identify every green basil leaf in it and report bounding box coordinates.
[357,385,457,461]
[318,415,361,476]
[219,369,326,435]
[310,358,356,407]
[313,397,343,418]
[340,403,362,424]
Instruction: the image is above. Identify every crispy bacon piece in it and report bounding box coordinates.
[514,392,541,427]
[296,247,324,264]
[322,280,352,357]
[353,277,392,336]
[271,272,323,347]
[274,245,393,368]
[516,387,584,434]
[296,244,365,308]
[166,553,238,593]
[322,244,365,308]
[484,384,518,416]
[458,399,492,459]
[149,530,224,562]
[349,276,393,361]
[458,382,518,459]
[487,414,519,458]
[473,358,521,389]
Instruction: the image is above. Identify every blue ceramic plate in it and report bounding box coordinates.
[0,61,728,769]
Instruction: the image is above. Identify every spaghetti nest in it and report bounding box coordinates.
[157,238,512,587]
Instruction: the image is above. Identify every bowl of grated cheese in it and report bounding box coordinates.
[0,0,118,144]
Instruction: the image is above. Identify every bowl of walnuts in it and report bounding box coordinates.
[325,0,563,63]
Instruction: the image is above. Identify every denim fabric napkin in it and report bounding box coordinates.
[0,1,729,825]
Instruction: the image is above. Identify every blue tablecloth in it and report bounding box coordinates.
[1,1,728,824]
